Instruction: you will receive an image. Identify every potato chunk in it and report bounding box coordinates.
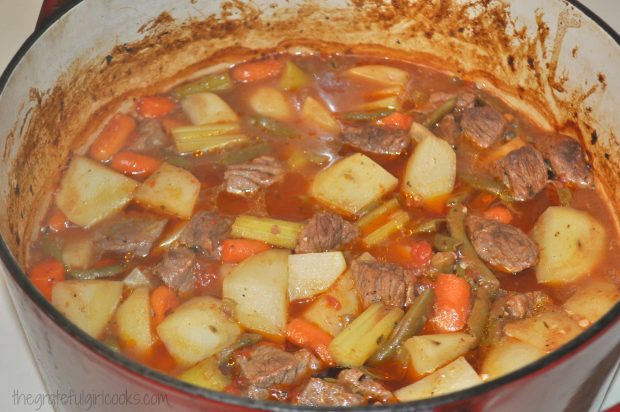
[134,162,200,219]
[563,280,620,324]
[288,252,347,301]
[115,286,153,356]
[402,136,456,201]
[503,310,582,353]
[310,153,398,217]
[56,156,138,228]
[482,337,544,380]
[52,280,123,338]
[248,86,293,121]
[531,207,606,284]
[222,249,290,337]
[404,333,477,376]
[157,296,242,367]
[177,356,231,391]
[301,96,340,134]
[181,92,239,125]
[345,65,409,87]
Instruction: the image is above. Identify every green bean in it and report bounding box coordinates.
[165,155,194,169]
[458,173,517,202]
[411,218,445,235]
[433,233,462,252]
[173,72,233,97]
[466,288,491,342]
[447,203,500,295]
[218,333,263,373]
[68,264,126,280]
[246,115,296,138]
[221,141,271,165]
[367,289,435,365]
[340,109,396,122]
[422,96,457,128]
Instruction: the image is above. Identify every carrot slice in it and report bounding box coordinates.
[483,206,513,224]
[429,274,471,333]
[286,317,334,365]
[89,113,136,161]
[376,112,413,130]
[150,286,180,326]
[409,240,433,268]
[231,59,284,83]
[29,258,65,300]
[221,239,271,263]
[136,96,176,119]
[110,151,162,176]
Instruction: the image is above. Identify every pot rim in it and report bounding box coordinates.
[1,0,619,410]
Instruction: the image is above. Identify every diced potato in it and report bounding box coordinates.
[177,356,231,391]
[531,207,606,284]
[157,296,242,367]
[303,270,361,336]
[345,65,409,86]
[280,61,310,91]
[329,303,403,367]
[404,333,477,376]
[115,286,153,356]
[181,92,239,125]
[409,122,437,143]
[503,310,582,353]
[482,337,545,380]
[356,95,402,111]
[222,249,290,338]
[248,86,293,121]
[51,280,123,338]
[301,97,340,134]
[134,163,200,219]
[402,136,456,201]
[56,156,138,228]
[122,267,152,288]
[395,357,482,402]
[563,280,620,324]
[311,153,398,217]
[288,252,347,301]
[61,238,94,269]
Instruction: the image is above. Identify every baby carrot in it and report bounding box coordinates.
[136,96,176,119]
[286,317,334,366]
[231,59,284,83]
[377,112,413,130]
[150,285,180,326]
[48,211,68,232]
[89,113,136,161]
[110,151,162,176]
[29,258,65,300]
[221,239,271,263]
[483,206,513,224]
[429,274,471,333]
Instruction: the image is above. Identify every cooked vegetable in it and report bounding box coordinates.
[56,156,138,228]
[173,72,232,97]
[340,108,395,122]
[405,333,477,376]
[221,141,271,165]
[221,239,271,263]
[68,264,125,280]
[422,96,456,128]
[136,96,176,119]
[563,281,620,324]
[368,289,435,365]
[288,252,347,301]
[51,280,123,338]
[466,288,491,342]
[232,59,284,83]
[402,135,456,202]
[377,112,413,130]
[503,310,582,353]
[47,211,68,232]
[394,357,482,401]
[356,95,402,111]
[150,285,180,326]
[29,258,65,300]
[115,286,153,356]
[61,238,94,269]
[157,296,242,367]
[458,173,515,202]
[483,205,513,224]
[181,92,239,125]
[171,124,248,154]
[362,209,410,247]
[531,207,606,284]
[311,153,398,217]
[301,96,340,133]
[230,215,304,249]
[246,115,296,138]
[481,337,544,380]
[89,113,136,161]
[122,267,152,288]
[248,86,293,121]
[429,274,472,333]
[222,249,290,337]
[412,218,445,235]
[286,317,334,365]
[345,65,409,86]
[110,152,162,177]
[177,356,231,391]
[328,303,403,367]
[433,234,461,252]
[280,60,310,91]
[133,162,200,219]
[356,198,400,229]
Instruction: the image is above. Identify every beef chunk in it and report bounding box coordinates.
[461,106,507,148]
[296,212,359,253]
[94,215,167,257]
[337,368,395,403]
[151,247,196,292]
[178,211,231,258]
[504,291,552,320]
[429,91,476,111]
[538,134,594,188]
[128,119,169,152]
[236,345,320,389]
[437,114,460,146]
[296,378,365,407]
[466,215,538,273]
[351,259,416,308]
[224,156,284,195]
[492,145,547,200]
[341,126,410,156]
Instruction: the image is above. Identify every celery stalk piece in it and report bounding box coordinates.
[173,72,233,98]
[230,215,304,249]
[328,303,403,367]
[171,123,248,154]
[362,209,410,247]
[356,198,400,229]
[280,61,310,91]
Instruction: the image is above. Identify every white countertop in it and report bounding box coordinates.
[0,0,619,411]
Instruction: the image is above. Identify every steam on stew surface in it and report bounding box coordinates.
[27,50,620,406]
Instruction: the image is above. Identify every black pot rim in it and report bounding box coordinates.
[1,0,619,411]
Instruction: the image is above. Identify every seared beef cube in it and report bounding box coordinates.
[466,215,538,273]
[224,156,284,195]
[337,368,395,403]
[178,211,231,258]
[504,291,552,320]
[151,247,196,292]
[538,134,593,188]
[129,119,169,152]
[296,378,364,407]
[492,145,547,200]
[236,345,320,389]
[437,114,460,146]
[351,259,416,308]
[94,215,167,257]
[461,106,507,148]
[341,126,410,156]
[296,212,359,253]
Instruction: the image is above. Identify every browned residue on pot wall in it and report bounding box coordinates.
[2,0,616,263]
